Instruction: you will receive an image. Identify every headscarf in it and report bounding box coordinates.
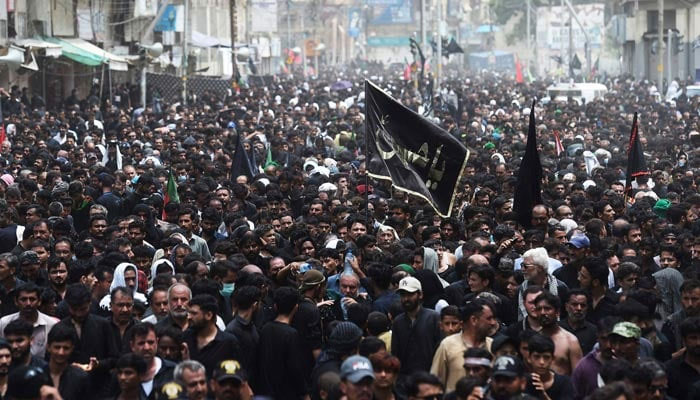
[99,262,148,310]
[150,259,175,284]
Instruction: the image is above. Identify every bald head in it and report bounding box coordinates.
[241,264,264,275]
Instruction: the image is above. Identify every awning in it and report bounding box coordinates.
[44,37,130,71]
[12,38,62,58]
[190,30,231,48]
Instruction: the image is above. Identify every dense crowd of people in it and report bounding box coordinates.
[0,66,696,400]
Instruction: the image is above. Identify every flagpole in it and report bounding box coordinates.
[364,81,370,225]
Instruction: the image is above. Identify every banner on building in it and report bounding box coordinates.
[251,0,278,33]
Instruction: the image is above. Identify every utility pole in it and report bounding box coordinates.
[668,28,672,89]
[287,0,291,50]
[436,0,441,87]
[182,0,189,105]
[230,0,239,82]
[526,0,531,74]
[568,6,573,77]
[658,0,664,90]
[421,0,426,47]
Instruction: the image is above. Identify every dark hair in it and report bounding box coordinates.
[14,282,41,299]
[681,279,700,294]
[566,288,589,303]
[273,286,300,315]
[359,336,386,357]
[47,323,79,346]
[680,316,700,338]
[233,286,261,310]
[460,299,493,321]
[116,353,148,375]
[463,347,492,361]
[130,322,156,341]
[527,334,555,355]
[405,371,443,397]
[189,294,219,317]
[369,350,401,373]
[110,286,133,303]
[583,257,610,286]
[366,263,393,291]
[3,318,33,338]
[64,283,91,307]
[440,305,460,319]
[468,264,494,288]
[587,382,632,400]
[534,292,561,311]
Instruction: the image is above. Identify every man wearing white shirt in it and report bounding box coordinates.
[0,282,58,358]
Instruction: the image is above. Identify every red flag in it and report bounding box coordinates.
[515,57,524,83]
[404,63,411,80]
[553,130,564,157]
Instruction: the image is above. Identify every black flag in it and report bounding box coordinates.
[570,54,582,70]
[445,38,464,55]
[624,112,649,201]
[513,101,543,229]
[231,133,255,181]
[365,80,469,217]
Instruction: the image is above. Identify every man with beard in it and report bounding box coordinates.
[534,292,582,376]
[200,207,223,253]
[110,286,137,351]
[559,290,598,355]
[339,355,375,400]
[47,256,69,300]
[391,277,441,381]
[183,294,241,379]
[178,208,211,260]
[0,339,10,396]
[174,360,208,400]
[387,202,412,238]
[56,283,117,394]
[571,317,621,399]
[3,319,46,370]
[486,355,536,400]
[665,316,700,400]
[431,299,497,391]
[293,269,324,385]
[0,282,58,358]
[210,359,254,400]
[129,322,175,399]
[156,283,192,332]
[662,279,700,353]
[237,232,267,268]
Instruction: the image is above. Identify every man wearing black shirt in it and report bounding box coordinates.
[183,294,241,380]
[225,286,260,382]
[255,286,307,400]
[4,319,46,370]
[156,283,191,332]
[578,258,619,323]
[129,322,175,399]
[45,323,89,399]
[559,290,597,355]
[110,286,137,351]
[57,283,117,395]
[391,277,441,380]
[665,317,700,400]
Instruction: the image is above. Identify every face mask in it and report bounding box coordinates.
[679,160,686,167]
[220,283,234,298]
[178,175,188,183]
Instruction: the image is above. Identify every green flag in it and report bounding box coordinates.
[162,171,179,219]
[264,147,279,168]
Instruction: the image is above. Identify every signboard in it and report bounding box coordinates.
[536,4,604,50]
[251,0,278,33]
[348,8,363,37]
[367,36,410,47]
[371,0,413,25]
[154,5,178,32]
